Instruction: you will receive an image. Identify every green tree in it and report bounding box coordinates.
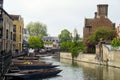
[70,42,81,61]
[60,41,84,61]
[111,38,120,50]
[26,21,48,36]
[58,29,72,42]
[87,27,116,44]
[28,36,43,49]
[73,28,80,41]
[86,27,116,53]
[60,41,73,52]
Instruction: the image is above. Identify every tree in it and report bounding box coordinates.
[86,27,116,53]
[87,27,116,44]
[28,36,43,49]
[60,41,84,61]
[58,29,72,42]
[26,22,48,36]
[111,38,120,50]
[70,41,82,61]
[60,41,73,52]
[73,28,80,41]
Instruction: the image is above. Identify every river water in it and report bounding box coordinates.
[35,57,120,80]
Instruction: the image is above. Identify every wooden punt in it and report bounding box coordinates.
[5,68,62,79]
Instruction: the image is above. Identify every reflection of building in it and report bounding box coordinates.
[42,36,60,51]
[10,15,24,52]
[117,25,120,39]
[83,4,115,53]
[0,8,14,52]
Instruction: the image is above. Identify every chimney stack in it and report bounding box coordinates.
[94,12,97,18]
[97,4,108,18]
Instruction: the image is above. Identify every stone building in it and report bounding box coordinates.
[83,4,115,53]
[42,36,60,51]
[0,0,13,79]
[0,8,14,52]
[10,15,24,52]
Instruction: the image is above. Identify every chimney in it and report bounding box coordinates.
[94,12,97,18]
[97,4,108,18]
[0,0,3,8]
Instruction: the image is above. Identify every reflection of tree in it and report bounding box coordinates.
[82,65,103,80]
[72,61,79,67]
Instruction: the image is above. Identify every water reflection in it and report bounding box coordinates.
[39,57,120,80]
[60,58,120,80]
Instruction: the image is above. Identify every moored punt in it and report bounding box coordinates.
[12,61,58,70]
[5,68,62,79]
[14,64,59,70]
[12,59,49,64]
[17,56,39,60]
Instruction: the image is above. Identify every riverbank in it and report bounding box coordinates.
[60,52,120,68]
[60,52,98,64]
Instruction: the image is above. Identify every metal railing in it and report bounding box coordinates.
[0,51,12,80]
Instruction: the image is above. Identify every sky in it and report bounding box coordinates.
[4,0,120,37]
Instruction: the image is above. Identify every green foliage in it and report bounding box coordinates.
[111,38,120,50]
[44,41,53,45]
[26,21,48,36]
[58,29,72,42]
[60,41,73,52]
[70,42,81,58]
[60,41,84,59]
[86,27,116,53]
[87,27,116,44]
[28,36,43,48]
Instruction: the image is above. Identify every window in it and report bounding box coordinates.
[86,26,92,32]
[13,34,16,41]
[13,25,16,32]
[6,29,8,39]
[0,28,2,38]
[20,26,21,33]
[20,35,21,41]
[11,32,12,40]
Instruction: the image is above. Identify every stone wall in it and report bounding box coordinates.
[103,44,120,67]
[60,45,120,68]
[60,52,97,64]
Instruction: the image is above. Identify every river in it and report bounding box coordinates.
[33,56,120,80]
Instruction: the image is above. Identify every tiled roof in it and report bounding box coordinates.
[43,36,59,41]
[10,15,20,20]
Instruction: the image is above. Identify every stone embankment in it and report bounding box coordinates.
[60,51,120,68]
[60,52,98,64]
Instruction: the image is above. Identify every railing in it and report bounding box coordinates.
[0,51,12,80]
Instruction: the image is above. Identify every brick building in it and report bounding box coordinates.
[117,25,120,39]
[83,4,115,53]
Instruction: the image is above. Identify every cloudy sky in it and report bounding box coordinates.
[4,0,120,37]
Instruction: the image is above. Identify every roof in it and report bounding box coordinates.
[0,7,14,20]
[43,36,59,41]
[85,18,94,26]
[10,15,20,20]
[85,17,113,27]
